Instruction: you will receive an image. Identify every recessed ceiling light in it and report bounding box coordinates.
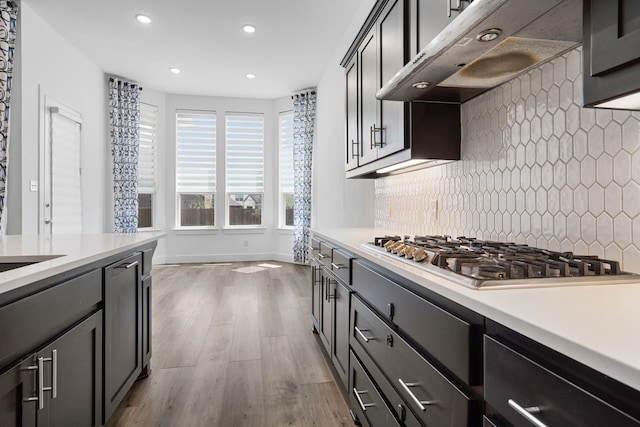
[135,14,151,24]
[170,68,181,74]
[246,73,256,79]
[242,24,256,33]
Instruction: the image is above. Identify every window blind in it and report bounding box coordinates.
[225,113,264,193]
[139,103,158,193]
[50,109,82,234]
[279,111,294,193]
[176,111,216,193]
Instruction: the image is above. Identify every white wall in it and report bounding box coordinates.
[159,94,294,264]
[8,0,376,263]
[10,2,108,234]
[312,0,376,230]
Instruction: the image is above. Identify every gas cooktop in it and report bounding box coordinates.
[363,235,638,289]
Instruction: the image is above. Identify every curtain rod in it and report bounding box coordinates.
[108,76,143,91]
[291,88,316,99]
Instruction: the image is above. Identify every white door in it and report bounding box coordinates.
[42,100,83,234]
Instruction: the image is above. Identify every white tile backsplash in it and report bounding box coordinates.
[375,47,640,273]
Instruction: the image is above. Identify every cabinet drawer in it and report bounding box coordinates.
[351,295,474,426]
[318,241,334,268]
[484,336,640,427]
[353,260,480,385]
[350,350,401,427]
[0,268,102,370]
[331,249,352,285]
[352,344,423,427]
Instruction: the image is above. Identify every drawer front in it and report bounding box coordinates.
[318,241,334,268]
[0,268,102,369]
[485,336,640,427]
[350,350,401,427]
[353,343,423,427]
[311,236,322,260]
[353,260,477,385]
[351,295,473,427]
[331,248,352,285]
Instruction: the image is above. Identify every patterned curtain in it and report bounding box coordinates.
[0,1,17,234]
[108,77,141,233]
[292,90,316,264]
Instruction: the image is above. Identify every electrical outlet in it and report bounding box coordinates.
[29,180,38,192]
[243,240,249,247]
[429,199,438,221]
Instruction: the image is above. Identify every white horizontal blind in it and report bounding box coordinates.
[225,113,264,192]
[279,111,294,193]
[139,103,158,193]
[51,110,82,234]
[176,111,216,193]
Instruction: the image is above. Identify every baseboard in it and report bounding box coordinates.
[157,252,295,265]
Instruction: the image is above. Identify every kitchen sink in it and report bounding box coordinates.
[0,255,64,273]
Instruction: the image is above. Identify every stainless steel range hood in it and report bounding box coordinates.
[377,0,582,103]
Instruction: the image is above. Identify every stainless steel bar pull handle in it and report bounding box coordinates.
[353,389,375,412]
[117,260,139,269]
[508,399,547,427]
[331,262,344,270]
[354,326,375,342]
[370,125,384,148]
[398,378,435,412]
[51,350,58,399]
[351,139,359,158]
[318,253,327,259]
[447,0,462,17]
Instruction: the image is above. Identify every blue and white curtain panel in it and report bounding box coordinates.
[0,1,17,234]
[109,77,141,233]
[292,90,316,264]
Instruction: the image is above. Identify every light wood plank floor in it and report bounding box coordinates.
[105,261,352,427]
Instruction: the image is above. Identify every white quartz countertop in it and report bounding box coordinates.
[0,232,166,300]
[313,227,640,392]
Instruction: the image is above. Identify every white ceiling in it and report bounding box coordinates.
[23,0,365,99]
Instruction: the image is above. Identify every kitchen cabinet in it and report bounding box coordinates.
[346,57,359,171]
[0,267,103,427]
[103,252,143,422]
[583,0,640,108]
[141,247,154,375]
[342,0,461,178]
[485,320,640,426]
[0,313,102,427]
[408,0,470,56]
[311,258,322,331]
[311,239,352,389]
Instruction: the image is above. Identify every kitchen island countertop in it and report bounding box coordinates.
[0,232,165,304]
[313,227,640,392]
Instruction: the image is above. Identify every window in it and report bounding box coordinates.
[138,103,158,229]
[225,113,264,226]
[279,111,294,228]
[176,111,216,227]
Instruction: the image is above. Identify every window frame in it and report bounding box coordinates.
[278,110,294,229]
[225,112,265,228]
[175,109,217,229]
[138,102,158,230]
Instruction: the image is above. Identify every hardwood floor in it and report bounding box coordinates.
[105,262,352,427]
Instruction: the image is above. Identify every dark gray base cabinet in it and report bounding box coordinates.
[0,311,103,427]
[103,253,143,423]
[0,241,156,427]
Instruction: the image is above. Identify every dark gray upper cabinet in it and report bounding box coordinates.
[583,0,640,109]
[408,0,467,56]
[342,0,460,179]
